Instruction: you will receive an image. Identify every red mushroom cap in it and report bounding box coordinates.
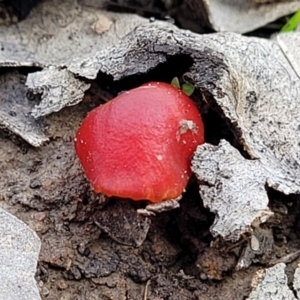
[75,82,204,203]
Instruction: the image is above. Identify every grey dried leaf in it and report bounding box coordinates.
[186,0,300,33]
[191,140,270,241]
[94,200,151,247]
[68,19,176,79]
[68,21,179,80]
[0,0,148,68]
[0,208,41,300]
[0,71,48,146]
[26,67,91,118]
[247,263,295,300]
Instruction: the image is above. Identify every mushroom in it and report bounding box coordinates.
[74,82,204,204]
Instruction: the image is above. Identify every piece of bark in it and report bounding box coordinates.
[26,67,91,118]
[68,20,180,79]
[191,140,272,241]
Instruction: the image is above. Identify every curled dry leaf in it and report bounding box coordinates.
[26,67,91,118]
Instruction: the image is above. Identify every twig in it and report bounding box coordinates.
[268,249,300,266]
[143,280,151,300]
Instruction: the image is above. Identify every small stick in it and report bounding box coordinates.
[143,280,151,300]
[268,249,300,266]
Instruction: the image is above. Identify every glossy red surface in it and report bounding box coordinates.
[75,82,204,203]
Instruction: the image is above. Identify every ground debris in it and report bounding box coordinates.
[93,200,151,247]
[26,67,91,118]
[0,0,148,68]
[40,236,74,270]
[192,140,271,241]
[0,71,48,146]
[196,247,236,280]
[247,263,296,300]
[236,227,275,270]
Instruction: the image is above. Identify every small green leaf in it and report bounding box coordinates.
[171,77,180,89]
[182,83,195,96]
[280,8,300,33]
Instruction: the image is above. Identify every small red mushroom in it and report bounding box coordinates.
[74,82,204,203]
